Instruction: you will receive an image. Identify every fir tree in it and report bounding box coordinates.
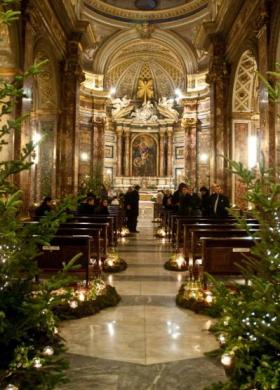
[206,68,280,390]
[0,3,78,388]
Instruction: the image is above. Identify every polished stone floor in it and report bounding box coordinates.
[59,228,226,389]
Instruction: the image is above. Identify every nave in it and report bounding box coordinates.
[59,229,226,389]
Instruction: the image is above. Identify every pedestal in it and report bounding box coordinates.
[138,200,154,228]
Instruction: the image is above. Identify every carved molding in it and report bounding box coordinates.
[85,0,207,22]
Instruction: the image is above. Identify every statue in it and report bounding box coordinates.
[157,96,179,121]
[136,79,154,103]
[111,95,134,119]
[131,101,158,122]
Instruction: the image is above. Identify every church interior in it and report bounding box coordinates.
[1,0,280,389]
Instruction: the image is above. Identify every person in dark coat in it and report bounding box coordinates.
[172,183,187,212]
[35,196,52,218]
[178,185,201,216]
[125,185,140,233]
[78,194,96,215]
[209,184,230,218]
[199,186,211,216]
[95,198,109,215]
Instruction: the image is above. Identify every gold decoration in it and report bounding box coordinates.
[136,22,155,39]
[137,79,154,103]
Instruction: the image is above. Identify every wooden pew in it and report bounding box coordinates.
[60,222,109,258]
[176,216,258,248]
[24,220,109,259]
[108,205,123,235]
[37,235,92,285]
[70,215,115,246]
[174,216,238,247]
[182,222,259,255]
[200,236,256,274]
[57,227,101,262]
[190,228,259,261]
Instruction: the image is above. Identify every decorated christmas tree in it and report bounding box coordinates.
[0,3,77,388]
[206,68,280,389]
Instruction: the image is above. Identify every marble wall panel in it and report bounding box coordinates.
[233,122,248,208]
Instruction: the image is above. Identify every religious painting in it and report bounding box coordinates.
[175,146,184,159]
[104,145,113,159]
[132,134,157,177]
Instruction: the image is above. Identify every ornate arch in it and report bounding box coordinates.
[232,50,258,113]
[93,28,196,76]
[231,50,259,208]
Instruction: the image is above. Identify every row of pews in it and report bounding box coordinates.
[161,209,259,274]
[25,206,123,286]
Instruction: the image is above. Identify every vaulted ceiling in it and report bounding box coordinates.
[81,0,210,98]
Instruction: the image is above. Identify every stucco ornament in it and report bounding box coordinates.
[157,97,179,121]
[111,96,134,119]
[131,101,158,122]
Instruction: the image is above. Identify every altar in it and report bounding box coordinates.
[114,176,174,191]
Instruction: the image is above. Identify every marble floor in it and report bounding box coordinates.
[59,228,226,389]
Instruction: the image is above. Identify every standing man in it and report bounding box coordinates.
[126,185,140,233]
[209,184,230,218]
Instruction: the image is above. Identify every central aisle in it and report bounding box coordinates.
[60,228,226,389]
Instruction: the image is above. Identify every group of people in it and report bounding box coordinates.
[77,194,109,215]
[34,182,229,231]
[34,193,110,218]
[157,183,230,218]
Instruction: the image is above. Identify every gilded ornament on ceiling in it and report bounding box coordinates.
[136,78,154,103]
[136,22,155,39]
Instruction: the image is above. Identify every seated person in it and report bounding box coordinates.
[94,198,109,215]
[78,194,96,215]
[35,196,53,217]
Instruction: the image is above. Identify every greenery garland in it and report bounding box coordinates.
[103,258,127,273]
[54,285,121,320]
[164,255,188,271]
[176,284,221,318]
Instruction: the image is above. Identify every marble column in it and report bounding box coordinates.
[256,2,275,167]
[167,127,173,177]
[57,38,84,196]
[183,119,197,186]
[124,128,131,177]
[206,34,229,190]
[92,114,105,178]
[159,128,166,176]
[116,126,123,176]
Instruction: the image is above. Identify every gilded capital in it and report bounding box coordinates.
[182,117,197,129]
